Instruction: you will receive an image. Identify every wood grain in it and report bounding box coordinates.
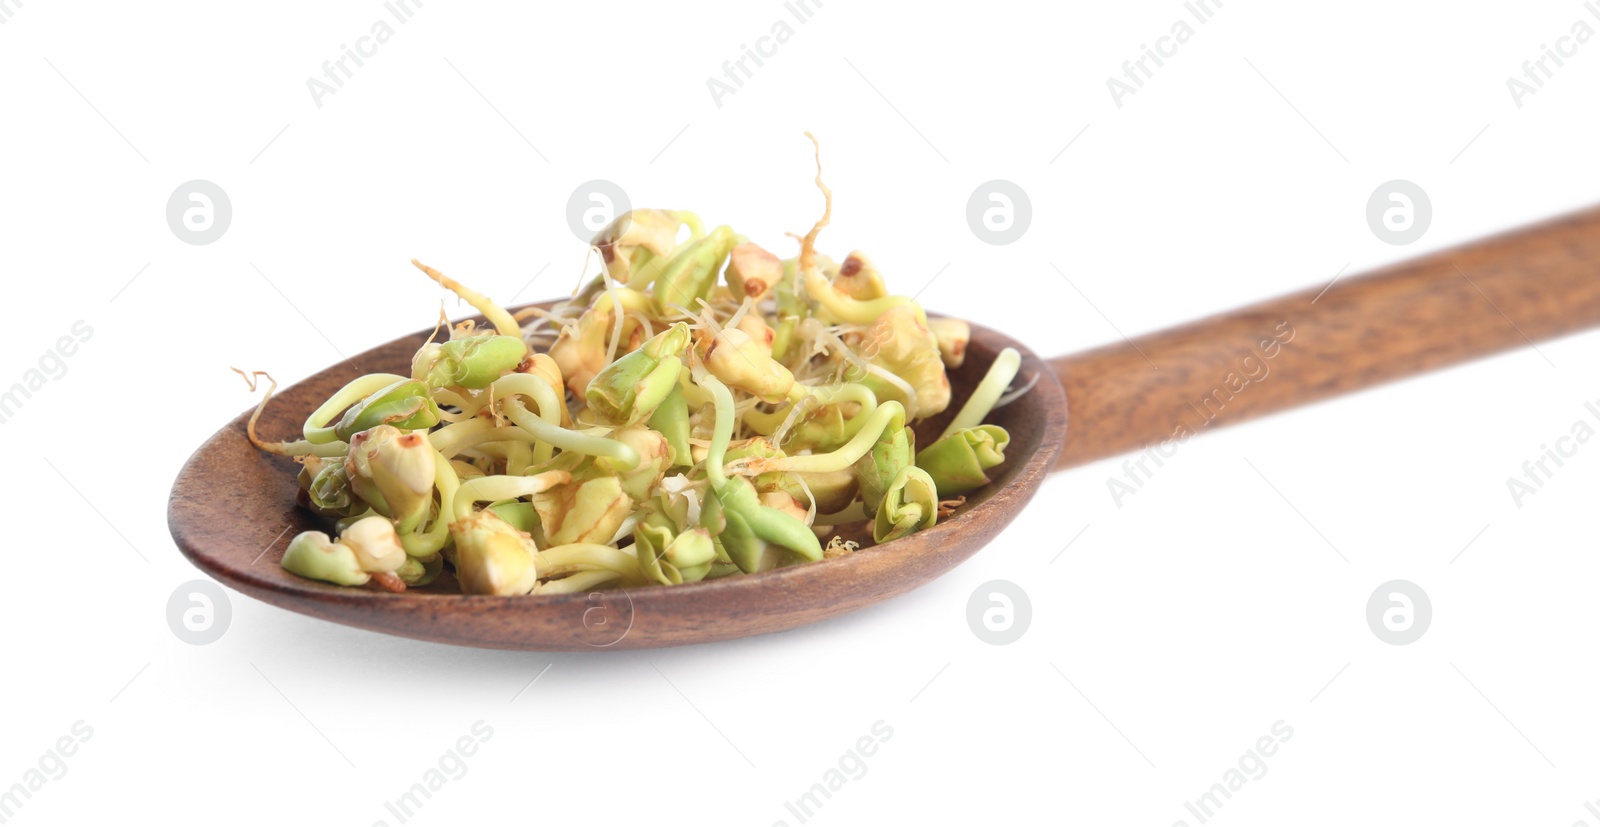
[1052,207,1600,469]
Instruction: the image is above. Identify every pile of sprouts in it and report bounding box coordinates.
[246,137,1023,595]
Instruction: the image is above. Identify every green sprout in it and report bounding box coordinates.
[700,372,823,572]
[586,323,691,426]
[940,347,1020,438]
[346,425,437,534]
[450,509,541,596]
[397,552,445,587]
[652,225,737,316]
[703,326,796,403]
[302,373,409,445]
[916,425,1010,498]
[634,517,717,585]
[647,384,692,468]
[281,531,370,587]
[592,209,684,287]
[305,459,367,518]
[873,466,940,543]
[340,515,409,574]
[416,335,528,391]
[852,403,914,517]
[333,379,441,441]
[412,259,522,338]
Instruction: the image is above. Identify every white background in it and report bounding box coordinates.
[3,1,1599,824]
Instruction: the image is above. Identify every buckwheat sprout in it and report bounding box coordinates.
[302,373,408,444]
[803,271,923,326]
[401,451,461,557]
[411,259,522,338]
[451,471,571,523]
[653,226,737,318]
[746,401,906,475]
[740,405,790,436]
[491,373,566,465]
[502,398,641,470]
[234,369,357,458]
[429,419,521,458]
[536,543,644,581]
[492,374,562,427]
[790,131,831,280]
[429,409,640,471]
[278,440,351,458]
[430,371,574,458]
[701,373,737,491]
[940,347,1021,440]
[820,382,878,410]
[746,382,878,445]
[536,569,623,595]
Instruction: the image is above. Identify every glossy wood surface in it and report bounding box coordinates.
[1053,208,1600,468]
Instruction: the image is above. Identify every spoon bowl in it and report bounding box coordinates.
[168,306,1067,650]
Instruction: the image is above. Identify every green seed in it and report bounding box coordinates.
[333,378,441,442]
[585,323,690,426]
[873,466,939,543]
[915,425,1010,497]
[281,531,370,587]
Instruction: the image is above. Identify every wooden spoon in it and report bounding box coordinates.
[169,207,1600,650]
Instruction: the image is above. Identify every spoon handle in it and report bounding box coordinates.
[1050,206,1600,469]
